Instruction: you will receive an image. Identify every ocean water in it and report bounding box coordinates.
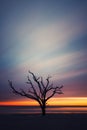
[0,106,87,114]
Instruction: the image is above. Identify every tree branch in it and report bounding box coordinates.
[29,71,42,94]
[27,76,38,96]
[46,76,51,89]
[41,77,45,89]
[46,86,63,101]
[8,80,38,100]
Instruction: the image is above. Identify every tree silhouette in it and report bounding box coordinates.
[8,71,63,115]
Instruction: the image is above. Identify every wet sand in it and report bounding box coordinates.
[0,113,87,130]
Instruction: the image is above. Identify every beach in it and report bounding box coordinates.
[0,113,87,130]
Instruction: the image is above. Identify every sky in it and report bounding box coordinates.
[0,0,87,105]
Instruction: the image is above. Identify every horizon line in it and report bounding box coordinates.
[0,97,87,106]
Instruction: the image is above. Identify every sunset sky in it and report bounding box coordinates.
[0,0,87,106]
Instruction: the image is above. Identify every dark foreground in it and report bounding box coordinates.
[0,113,87,130]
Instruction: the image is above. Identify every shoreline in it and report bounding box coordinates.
[0,106,87,115]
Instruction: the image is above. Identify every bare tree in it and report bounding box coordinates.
[8,71,63,115]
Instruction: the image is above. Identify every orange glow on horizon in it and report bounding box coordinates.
[0,97,87,106]
[0,100,38,106]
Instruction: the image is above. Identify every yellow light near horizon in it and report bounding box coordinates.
[0,97,87,106]
[48,97,87,106]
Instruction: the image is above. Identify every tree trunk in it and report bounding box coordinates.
[42,107,46,115]
[41,103,46,116]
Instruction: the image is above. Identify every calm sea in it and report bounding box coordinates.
[0,106,87,114]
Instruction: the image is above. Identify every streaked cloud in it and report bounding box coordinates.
[0,0,87,101]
